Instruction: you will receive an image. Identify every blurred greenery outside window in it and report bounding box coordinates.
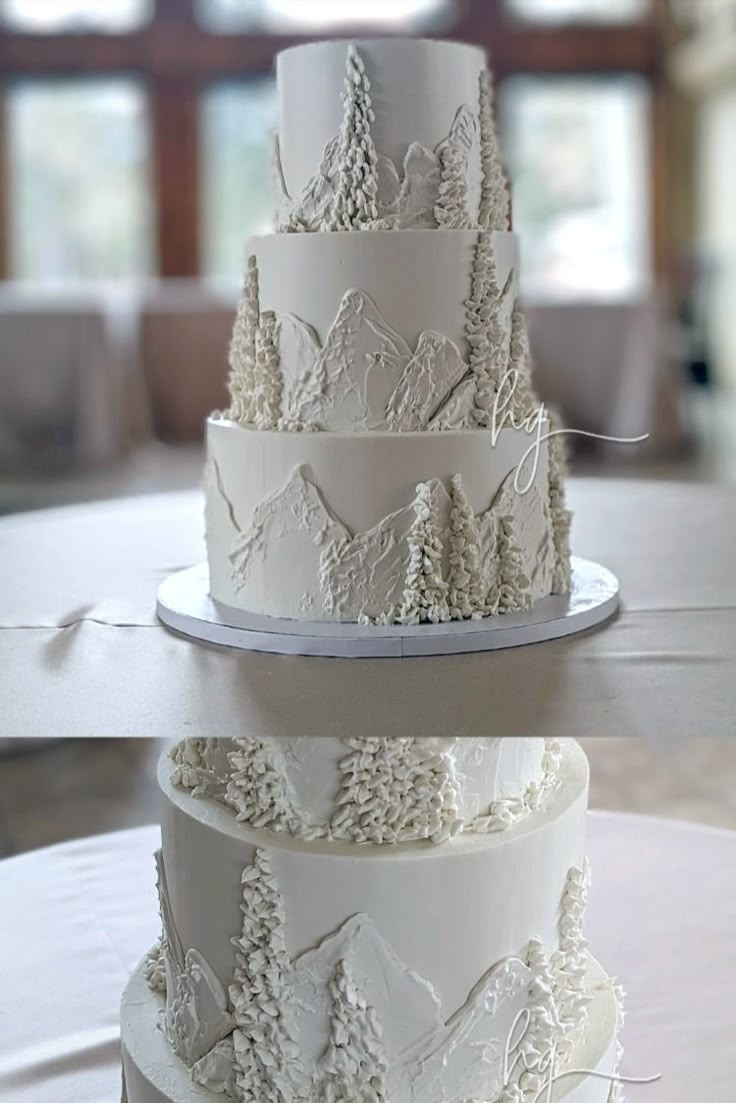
[201,79,277,285]
[7,81,155,281]
[504,0,650,23]
[195,0,455,33]
[0,0,152,32]
[500,75,651,301]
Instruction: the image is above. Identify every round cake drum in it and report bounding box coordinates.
[156,556,618,658]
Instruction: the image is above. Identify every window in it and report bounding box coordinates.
[7,80,154,281]
[0,0,152,33]
[196,0,454,33]
[201,79,278,283]
[505,0,650,24]
[500,75,650,301]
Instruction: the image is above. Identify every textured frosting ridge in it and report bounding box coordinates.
[274,43,508,234]
[169,736,559,845]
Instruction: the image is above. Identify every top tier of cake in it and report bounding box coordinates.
[273,38,509,232]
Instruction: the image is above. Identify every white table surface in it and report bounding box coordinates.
[0,810,733,1103]
[1,479,735,738]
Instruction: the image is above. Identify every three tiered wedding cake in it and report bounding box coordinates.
[122,39,624,1103]
[204,38,571,625]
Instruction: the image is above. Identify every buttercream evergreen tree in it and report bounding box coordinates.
[435,138,471,229]
[227,254,259,423]
[508,302,537,422]
[478,68,510,231]
[399,481,450,624]
[547,410,573,594]
[489,514,530,614]
[225,738,303,835]
[551,863,591,1053]
[515,939,562,1099]
[447,474,483,619]
[229,849,303,1103]
[144,940,166,993]
[253,310,282,429]
[330,736,460,845]
[465,233,504,426]
[326,45,379,230]
[318,958,388,1103]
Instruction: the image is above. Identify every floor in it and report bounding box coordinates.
[0,737,734,859]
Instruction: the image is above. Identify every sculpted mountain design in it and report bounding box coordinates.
[229,465,350,616]
[321,479,452,621]
[287,914,443,1070]
[387,332,467,431]
[274,94,483,233]
[224,462,550,622]
[429,376,476,430]
[276,313,322,401]
[436,103,482,219]
[293,289,412,431]
[275,290,476,433]
[392,957,531,1103]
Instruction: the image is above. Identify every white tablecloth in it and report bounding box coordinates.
[528,298,685,452]
[0,811,733,1102]
[0,287,143,469]
[1,479,735,738]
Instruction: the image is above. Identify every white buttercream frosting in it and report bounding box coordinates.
[206,422,557,622]
[168,737,554,845]
[274,40,507,233]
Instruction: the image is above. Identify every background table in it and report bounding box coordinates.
[0,811,733,1102]
[1,479,735,737]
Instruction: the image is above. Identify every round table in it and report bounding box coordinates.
[0,811,733,1103]
[1,479,734,737]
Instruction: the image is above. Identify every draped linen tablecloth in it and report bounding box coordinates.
[0,479,734,738]
[0,811,733,1102]
[0,286,143,469]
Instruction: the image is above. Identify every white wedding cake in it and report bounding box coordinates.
[121,40,623,1103]
[204,38,571,625]
[121,738,623,1103]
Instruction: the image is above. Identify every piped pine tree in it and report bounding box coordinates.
[508,302,538,423]
[547,409,573,594]
[489,514,531,614]
[550,862,591,1056]
[227,255,259,423]
[253,310,283,430]
[447,474,483,619]
[399,481,450,625]
[330,736,460,845]
[435,138,471,229]
[515,939,562,1100]
[318,958,388,1103]
[465,233,504,426]
[325,45,380,230]
[478,68,510,232]
[229,849,304,1103]
[224,738,305,836]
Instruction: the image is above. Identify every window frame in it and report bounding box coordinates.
[0,0,673,283]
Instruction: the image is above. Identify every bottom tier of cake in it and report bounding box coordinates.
[121,955,621,1103]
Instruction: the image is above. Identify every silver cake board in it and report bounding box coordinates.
[156,556,619,659]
